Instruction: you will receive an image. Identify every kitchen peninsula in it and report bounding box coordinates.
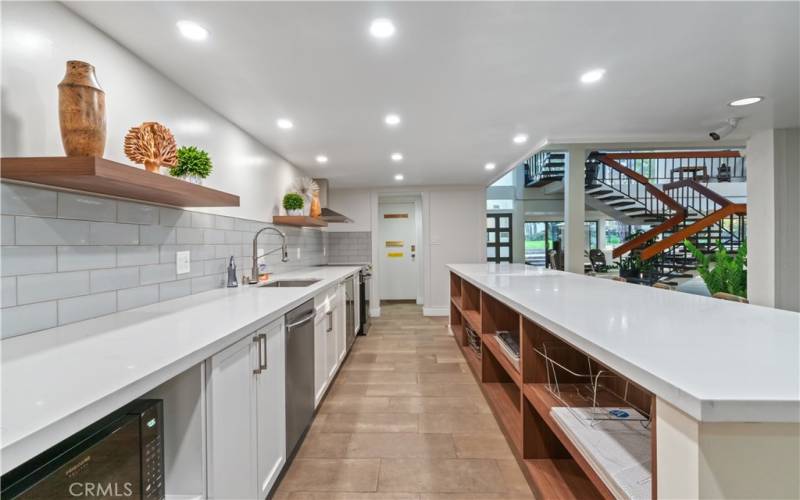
[448,263,800,499]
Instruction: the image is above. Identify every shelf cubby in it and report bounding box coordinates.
[482,382,523,456]
[461,280,482,332]
[450,273,463,304]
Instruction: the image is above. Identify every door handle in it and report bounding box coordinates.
[259,333,267,371]
[253,335,262,374]
[326,311,333,333]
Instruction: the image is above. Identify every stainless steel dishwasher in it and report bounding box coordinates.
[284,299,315,458]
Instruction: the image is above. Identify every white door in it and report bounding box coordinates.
[379,202,418,300]
[256,319,286,498]
[314,306,328,407]
[207,335,258,500]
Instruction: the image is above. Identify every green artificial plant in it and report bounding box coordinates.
[282,193,305,211]
[684,239,747,298]
[170,146,213,179]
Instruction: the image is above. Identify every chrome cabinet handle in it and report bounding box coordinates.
[253,336,262,374]
[326,311,333,333]
[259,333,267,371]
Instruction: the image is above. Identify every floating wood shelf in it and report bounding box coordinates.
[272,216,328,228]
[0,156,239,207]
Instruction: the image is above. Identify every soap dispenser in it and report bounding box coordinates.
[227,256,238,288]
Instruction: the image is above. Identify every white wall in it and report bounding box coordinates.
[327,188,372,232]
[424,188,486,314]
[1,1,305,222]
[333,186,484,315]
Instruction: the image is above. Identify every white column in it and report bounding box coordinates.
[596,216,607,251]
[563,147,586,273]
[656,398,800,499]
[746,128,800,311]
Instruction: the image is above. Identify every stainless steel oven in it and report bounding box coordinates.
[1,400,164,500]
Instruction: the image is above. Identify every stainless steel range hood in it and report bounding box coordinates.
[314,179,353,223]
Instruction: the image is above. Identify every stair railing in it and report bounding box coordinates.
[659,179,745,253]
[639,204,747,261]
[598,150,744,184]
[589,153,687,259]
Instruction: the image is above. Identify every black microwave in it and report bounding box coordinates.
[1,399,164,500]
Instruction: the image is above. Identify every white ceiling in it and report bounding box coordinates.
[66,1,799,188]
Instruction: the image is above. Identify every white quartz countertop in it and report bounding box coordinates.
[448,263,800,423]
[0,265,361,474]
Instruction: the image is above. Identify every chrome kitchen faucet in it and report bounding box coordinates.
[250,226,289,283]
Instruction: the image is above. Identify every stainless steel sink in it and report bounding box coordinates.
[261,279,321,288]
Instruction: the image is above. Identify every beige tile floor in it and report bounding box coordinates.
[273,303,534,500]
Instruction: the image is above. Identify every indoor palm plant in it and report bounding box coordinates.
[169,145,213,184]
[684,239,747,299]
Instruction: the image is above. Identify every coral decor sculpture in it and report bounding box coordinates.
[124,121,178,173]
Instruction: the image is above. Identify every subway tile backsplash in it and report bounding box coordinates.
[0,182,328,338]
[328,232,372,264]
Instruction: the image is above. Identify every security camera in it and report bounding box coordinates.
[709,118,740,141]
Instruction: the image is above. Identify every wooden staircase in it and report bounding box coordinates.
[587,151,746,280]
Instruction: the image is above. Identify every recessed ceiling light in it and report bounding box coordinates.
[370,18,396,39]
[729,96,763,107]
[394,174,404,181]
[176,20,209,41]
[512,134,528,144]
[484,162,496,170]
[580,68,606,84]
[384,113,401,126]
[276,118,293,130]
[391,153,403,162]
[316,155,328,164]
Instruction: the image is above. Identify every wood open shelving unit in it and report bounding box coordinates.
[0,156,239,207]
[448,271,656,500]
[271,215,328,228]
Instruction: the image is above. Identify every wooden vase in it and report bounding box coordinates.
[58,61,106,157]
[310,192,322,217]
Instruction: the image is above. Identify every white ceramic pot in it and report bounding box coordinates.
[288,209,303,216]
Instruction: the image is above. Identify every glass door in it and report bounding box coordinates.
[486,214,512,263]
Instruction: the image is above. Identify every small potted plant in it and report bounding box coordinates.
[169,146,213,184]
[283,193,305,216]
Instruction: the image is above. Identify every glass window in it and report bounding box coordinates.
[491,171,514,187]
[499,231,510,243]
[487,217,495,229]
[487,232,496,243]
[486,199,513,210]
[523,220,598,267]
[487,246,496,258]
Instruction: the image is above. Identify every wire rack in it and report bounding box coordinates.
[534,342,651,428]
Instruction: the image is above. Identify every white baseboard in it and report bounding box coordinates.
[423,307,449,316]
[370,307,381,318]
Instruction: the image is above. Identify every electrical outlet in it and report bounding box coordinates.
[296,247,302,260]
[176,251,191,274]
[323,246,327,257]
